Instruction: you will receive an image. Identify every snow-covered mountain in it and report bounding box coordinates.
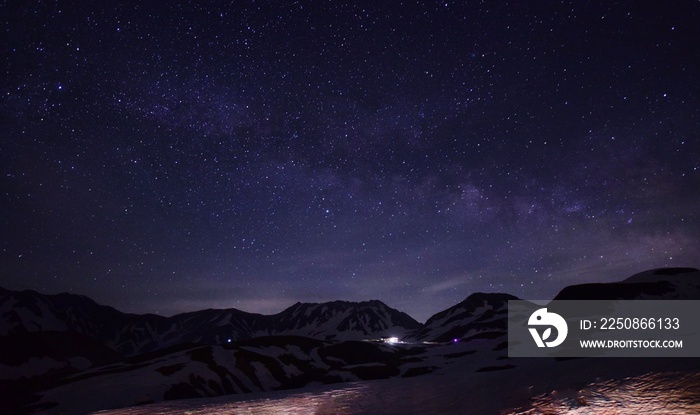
[0,291,421,414]
[0,288,420,357]
[406,292,517,343]
[3,267,700,414]
[553,267,700,300]
[271,300,421,340]
[0,287,172,355]
[28,335,463,415]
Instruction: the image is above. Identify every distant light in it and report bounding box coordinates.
[227,338,231,343]
[453,338,459,343]
[385,337,399,344]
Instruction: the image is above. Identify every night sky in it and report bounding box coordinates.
[2,1,699,323]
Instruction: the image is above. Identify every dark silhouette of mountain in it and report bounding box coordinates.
[553,267,700,300]
[0,331,124,414]
[0,286,169,355]
[24,336,445,415]
[0,288,420,358]
[3,267,700,414]
[271,300,421,340]
[406,293,518,343]
[3,267,698,361]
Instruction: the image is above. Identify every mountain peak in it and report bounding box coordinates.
[554,267,700,301]
[462,292,519,303]
[406,291,517,343]
[623,267,700,283]
[272,298,420,340]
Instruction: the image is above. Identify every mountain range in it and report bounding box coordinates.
[0,289,421,355]
[1,267,699,414]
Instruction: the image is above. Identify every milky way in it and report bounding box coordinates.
[2,1,699,322]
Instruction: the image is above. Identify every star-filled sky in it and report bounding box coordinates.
[2,1,699,322]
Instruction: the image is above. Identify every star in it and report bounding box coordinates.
[1,1,699,322]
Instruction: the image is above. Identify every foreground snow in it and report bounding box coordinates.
[6,268,700,414]
[89,354,700,415]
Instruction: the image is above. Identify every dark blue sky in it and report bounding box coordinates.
[2,1,699,322]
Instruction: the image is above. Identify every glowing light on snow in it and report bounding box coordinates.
[385,337,399,344]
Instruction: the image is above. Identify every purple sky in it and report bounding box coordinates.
[2,1,699,322]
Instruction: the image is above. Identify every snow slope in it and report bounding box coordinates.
[0,289,420,356]
[3,267,700,414]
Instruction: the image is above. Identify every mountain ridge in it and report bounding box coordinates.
[3,267,700,414]
[4,267,699,349]
[0,288,422,356]
[553,267,700,301]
